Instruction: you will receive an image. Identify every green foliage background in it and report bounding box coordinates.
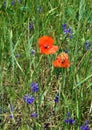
[0,0,92,129]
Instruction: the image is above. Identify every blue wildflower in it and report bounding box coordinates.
[37,6,43,13]
[62,24,72,38]
[67,112,71,117]
[29,23,34,30]
[62,24,67,30]
[54,95,59,103]
[64,112,75,125]
[30,49,35,55]
[11,0,15,6]
[30,112,38,117]
[9,104,14,119]
[64,118,75,125]
[39,6,43,13]
[30,83,39,92]
[64,28,72,34]
[84,42,91,50]
[23,94,35,104]
[10,105,14,112]
[3,1,6,8]
[80,121,90,130]
[15,53,21,58]
[80,125,90,130]
[64,50,68,53]
[9,114,14,119]
[44,123,49,128]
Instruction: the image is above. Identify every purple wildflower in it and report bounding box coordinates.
[54,95,59,103]
[64,28,72,34]
[80,125,90,130]
[9,114,14,119]
[64,50,68,53]
[30,112,38,117]
[80,121,90,130]
[39,6,43,13]
[67,112,71,117]
[30,83,39,92]
[62,24,72,38]
[64,118,75,125]
[84,42,91,50]
[3,1,6,8]
[64,112,75,125]
[10,105,14,112]
[9,104,14,119]
[23,94,35,104]
[29,23,34,30]
[11,0,15,6]
[15,53,21,58]
[30,49,35,55]
[62,24,67,30]
[44,123,49,128]
[26,96,34,104]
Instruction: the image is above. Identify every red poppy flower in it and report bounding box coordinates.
[38,36,58,54]
[52,52,71,68]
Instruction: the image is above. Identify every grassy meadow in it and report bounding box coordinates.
[0,0,92,130]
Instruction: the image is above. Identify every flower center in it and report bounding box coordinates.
[44,44,49,49]
[61,59,65,64]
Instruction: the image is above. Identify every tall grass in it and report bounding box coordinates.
[0,0,92,129]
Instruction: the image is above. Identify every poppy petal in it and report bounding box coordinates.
[47,46,58,54]
[57,52,69,60]
[38,36,54,47]
[52,60,61,67]
[52,52,71,68]
[40,45,58,54]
